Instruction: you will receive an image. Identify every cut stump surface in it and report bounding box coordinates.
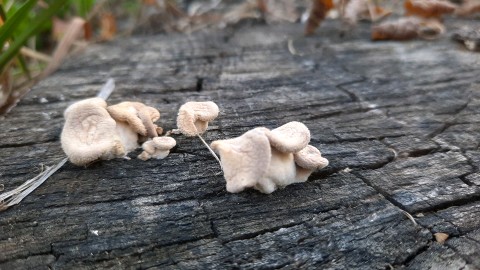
[1,19,480,269]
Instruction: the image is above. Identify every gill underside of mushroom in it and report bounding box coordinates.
[138,109,158,137]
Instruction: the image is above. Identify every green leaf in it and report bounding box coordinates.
[0,4,31,78]
[78,0,96,18]
[0,0,38,52]
[0,0,67,73]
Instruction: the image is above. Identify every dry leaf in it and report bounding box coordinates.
[404,0,457,18]
[100,12,117,41]
[371,17,444,41]
[305,0,334,36]
[344,0,391,24]
[434,232,449,244]
[455,0,480,16]
[263,0,301,23]
[0,71,12,109]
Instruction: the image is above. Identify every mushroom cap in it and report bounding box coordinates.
[61,97,125,166]
[293,145,329,170]
[211,128,271,193]
[139,136,176,160]
[264,121,311,153]
[177,101,219,136]
[107,101,160,137]
[149,136,177,151]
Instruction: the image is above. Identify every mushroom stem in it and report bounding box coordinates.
[196,134,222,169]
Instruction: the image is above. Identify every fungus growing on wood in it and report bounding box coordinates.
[138,137,176,161]
[107,101,162,138]
[176,101,222,167]
[176,101,219,137]
[61,97,125,166]
[211,121,329,194]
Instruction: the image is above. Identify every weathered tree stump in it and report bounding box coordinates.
[1,18,480,269]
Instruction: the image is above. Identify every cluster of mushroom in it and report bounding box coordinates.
[61,99,329,194]
[61,98,176,166]
[211,122,329,194]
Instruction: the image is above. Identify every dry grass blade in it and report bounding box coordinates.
[43,17,86,77]
[305,0,334,36]
[0,78,116,212]
[20,47,52,62]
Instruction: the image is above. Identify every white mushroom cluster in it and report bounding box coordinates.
[61,98,330,195]
[210,122,329,194]
[61,98,175,166]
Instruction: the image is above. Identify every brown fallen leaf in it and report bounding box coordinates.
[344,0,391,24]
[404,0,457,18]
[305,0,334,36]
[0,70,12,109]
[434,232,449,244]
[371,17,444,41]
[455,0,480,16]
[100,12,117,41]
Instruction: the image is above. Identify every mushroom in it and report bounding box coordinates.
[138,137,176,161]
[294,145,329,181]
[210,128,271,193]
[61,97,126,166]
[264,121,310,153]
[176,101,219,136]
[176,101,222,168]
[211,122,329,194]
[107,101,162,138]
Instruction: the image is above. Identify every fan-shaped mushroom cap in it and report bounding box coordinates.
[211,122,329,194]
[294,145,329,170]
[264,121,310,153]
[61,98,125,166]
[177,101,219,136]
[138,137,176,161]
[211,128,271,193]
[107,102,161,137]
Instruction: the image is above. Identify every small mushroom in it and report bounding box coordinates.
[138,137,176,161]
[176,101,219,136]
[264,121,310,153]
[107,101,162,138]
[294,145,329,181]
[176,101,222,168]
[61,98,125,166]
[211,122,329,194]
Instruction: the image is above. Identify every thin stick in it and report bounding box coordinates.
[0,79,115,212]
[196,134,222,169]
[401,209,417,226]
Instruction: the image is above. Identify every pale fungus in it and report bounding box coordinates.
[138,137,177,161]
[176,101,222,167]
[211,121,329,194]
[107,101,162,138]
[61,97,126,166]
[176,101,219,137]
